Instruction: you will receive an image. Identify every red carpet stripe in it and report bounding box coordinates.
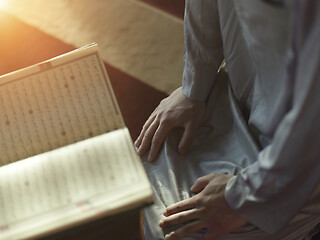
[139,0,185,19]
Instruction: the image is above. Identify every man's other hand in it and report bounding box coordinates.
[159,173,247,240]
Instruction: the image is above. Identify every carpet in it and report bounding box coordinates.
[139,0,185,18]
[1,0,184,95]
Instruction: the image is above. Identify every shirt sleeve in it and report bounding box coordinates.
[225,0,320,233]
[182,0,224,101]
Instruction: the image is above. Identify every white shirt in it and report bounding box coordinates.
[182,0,320,233]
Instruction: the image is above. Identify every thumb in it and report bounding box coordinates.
[178,124,195,155]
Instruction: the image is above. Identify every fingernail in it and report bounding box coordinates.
[159,220,164,227]
[165,232,174,240]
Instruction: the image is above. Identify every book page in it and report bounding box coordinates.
[0,128,152,240]
[0,44,125,166]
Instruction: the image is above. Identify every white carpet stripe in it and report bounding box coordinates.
[3,0,183,94]
[129,0,183,24]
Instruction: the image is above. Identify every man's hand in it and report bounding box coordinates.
[134,87,206,162]
[159,173,247,240]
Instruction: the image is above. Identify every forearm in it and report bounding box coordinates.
[225,74,320,233]
[182,0,224,101]
[225,1,320,232]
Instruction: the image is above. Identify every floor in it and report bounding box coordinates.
[1,0,184,95]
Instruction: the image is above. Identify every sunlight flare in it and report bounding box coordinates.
[0,0,6,9]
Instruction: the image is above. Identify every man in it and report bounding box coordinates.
[135,0,320,239]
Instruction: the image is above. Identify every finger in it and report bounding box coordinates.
[159,208,200,228]
[164,196,198,217]
[134,114,156,148]
[190,174,212,193]
[147,122,172,161]
[178,123,195,155]
[137,119,159,156]
[164,220,203,240]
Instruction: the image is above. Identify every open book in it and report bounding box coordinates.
[0,44,153,240]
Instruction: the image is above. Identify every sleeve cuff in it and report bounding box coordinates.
[225,170,292,234]
[182,55,220,101]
